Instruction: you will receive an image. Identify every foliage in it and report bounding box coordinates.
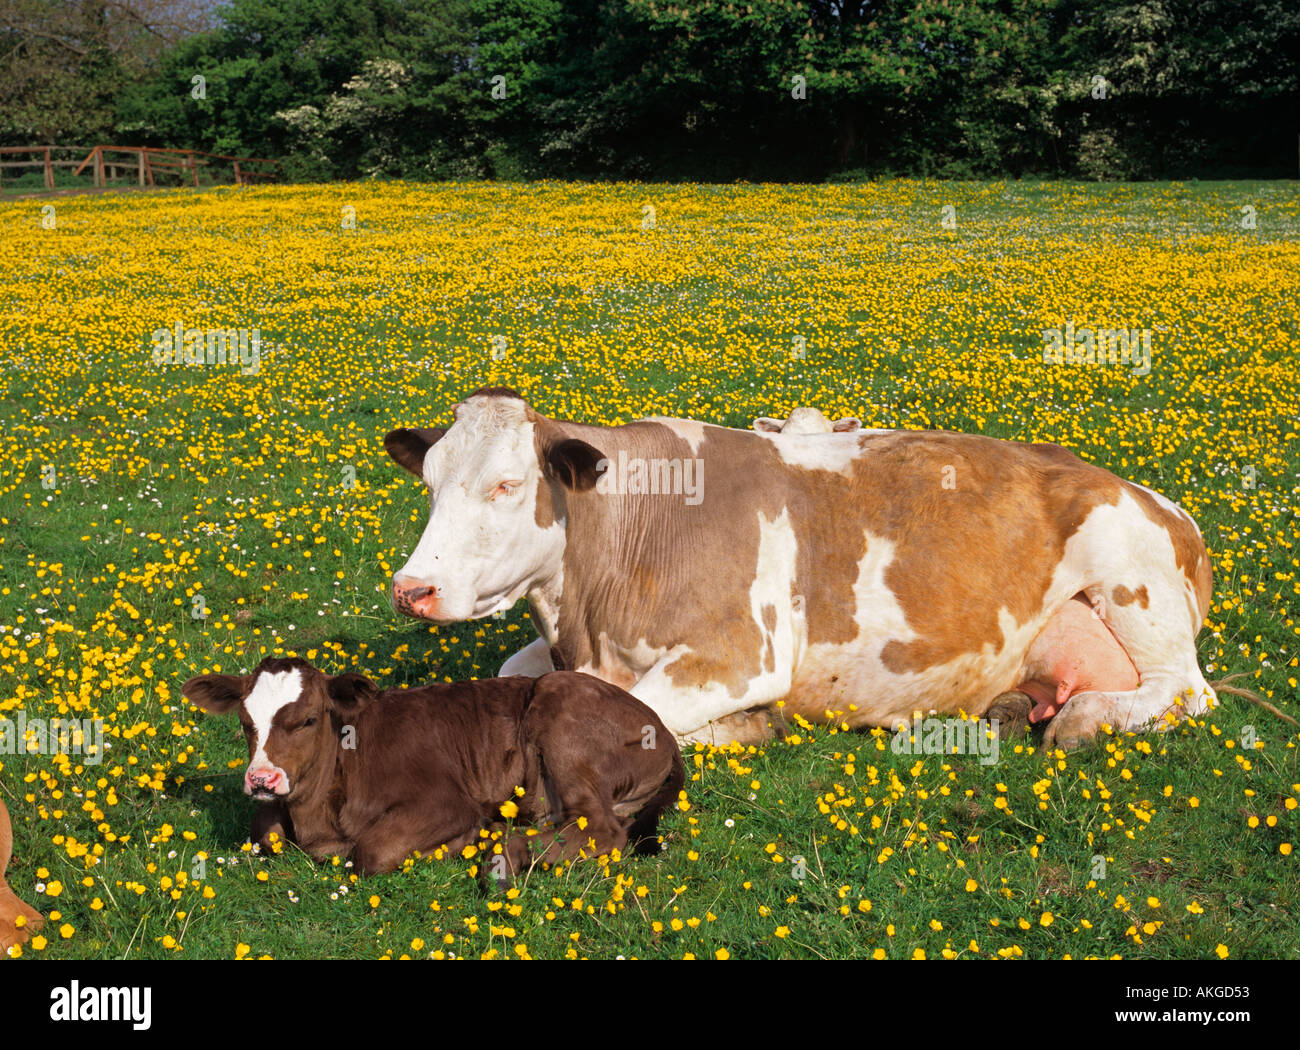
[1,180,1297,958]
[3,0,1295,178]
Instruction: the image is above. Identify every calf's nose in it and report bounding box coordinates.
[246,768,284,794]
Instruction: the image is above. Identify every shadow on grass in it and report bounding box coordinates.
[179,767,257,850]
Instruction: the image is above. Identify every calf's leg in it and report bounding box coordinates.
[353,808,485,876]
[250,800,295,852]
[516,674,681,866]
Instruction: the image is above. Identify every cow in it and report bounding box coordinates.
[384,387,1217,750]
[0,799,43,953]
[753,407,862,435]
[182,658,683,876]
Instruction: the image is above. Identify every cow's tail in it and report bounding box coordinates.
[1209,673,1299,727]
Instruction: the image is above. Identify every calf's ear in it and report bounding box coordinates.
[182,674,247,714]
[384,428,446,479]
[752,417,783,433]
[327,672,379,715]
[543,438,606,492]
[832,417,862,432]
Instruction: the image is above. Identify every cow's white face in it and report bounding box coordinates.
[386,393,595,624]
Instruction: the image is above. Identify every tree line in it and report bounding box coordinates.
[2,0,1296,181]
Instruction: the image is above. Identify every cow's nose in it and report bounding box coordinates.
[392,576,442,619]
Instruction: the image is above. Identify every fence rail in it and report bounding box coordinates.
[0,145,278,192]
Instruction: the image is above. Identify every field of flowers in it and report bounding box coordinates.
[0,179,1297,960]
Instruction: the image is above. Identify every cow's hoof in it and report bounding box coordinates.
[986,691,1033,739]
[1041,692,1116,750]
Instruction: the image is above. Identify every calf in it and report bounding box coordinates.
[0,799,44,953]
[183,659,683,876]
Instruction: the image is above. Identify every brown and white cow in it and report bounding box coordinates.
[385,387,1215,750]
[183,658,683,876]
[753,407,862,435]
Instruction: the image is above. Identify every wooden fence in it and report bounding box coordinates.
[0,145,278,192]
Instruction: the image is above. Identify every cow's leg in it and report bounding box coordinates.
[986,691,1034,739]
[499,636,554,677]
[628,658,783,747]
[678,706,786,747]
[1042,676,1212,750]
[1042,585,1213,750]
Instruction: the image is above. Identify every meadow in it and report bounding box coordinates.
[0,179,1297,960]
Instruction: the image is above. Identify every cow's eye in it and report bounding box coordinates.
[490,481,521,501]
[301,718,316,729]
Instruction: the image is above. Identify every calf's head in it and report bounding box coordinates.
[385,387,603,624]
[183,658,378,799]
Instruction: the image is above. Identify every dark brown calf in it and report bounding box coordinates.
[182,659,683,876]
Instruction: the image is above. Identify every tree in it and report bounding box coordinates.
[0,0,213,143]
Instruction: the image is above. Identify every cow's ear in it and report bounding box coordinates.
[326,673,379,715]
[384,428,446,479]
[753,417,783,433]
[544,438,606,492]
[832,417,862,432]
[183,674,247,714]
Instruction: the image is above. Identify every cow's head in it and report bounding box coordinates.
[384,388,603,624]
[183,658,378,799]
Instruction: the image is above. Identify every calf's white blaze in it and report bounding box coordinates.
[244,668,303,784]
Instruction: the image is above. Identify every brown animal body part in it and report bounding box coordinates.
[0,799,44,954]
[183,659,683,876]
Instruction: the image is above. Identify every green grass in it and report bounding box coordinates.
[0,178,1297,959]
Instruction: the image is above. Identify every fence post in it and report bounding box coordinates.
[94,146,104,188]
[138,149,144,186]
[44,147,54,190]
